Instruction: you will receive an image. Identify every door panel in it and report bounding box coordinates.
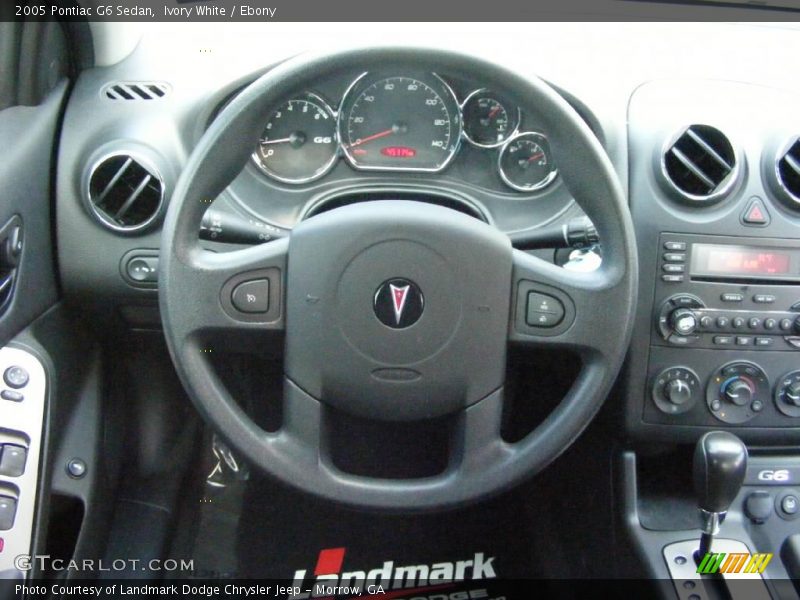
[0,21,68,345]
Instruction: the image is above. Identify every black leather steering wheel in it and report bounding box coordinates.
[159,47,638,511]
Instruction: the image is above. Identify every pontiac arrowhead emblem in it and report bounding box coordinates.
[374,278,424,329]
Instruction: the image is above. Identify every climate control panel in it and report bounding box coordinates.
[646,347,800,428]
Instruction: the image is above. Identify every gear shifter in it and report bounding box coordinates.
[693,431,748,559]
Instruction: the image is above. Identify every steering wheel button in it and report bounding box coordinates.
[231,279,270,313]
[526,293,564,328]
[526,292,563,314]
[526,310,563,328]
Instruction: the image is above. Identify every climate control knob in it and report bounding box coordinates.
[775,370,800,418]
[786,383,800,407]
[670,308,698,336]
[723,379,753,406]
[665,378,692,406]
[652,367,700,415]
[706,361,770,424]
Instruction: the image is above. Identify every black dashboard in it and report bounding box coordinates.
[54,25,800,449]
[213,67,594,242]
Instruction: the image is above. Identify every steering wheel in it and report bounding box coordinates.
[159,47,638,511]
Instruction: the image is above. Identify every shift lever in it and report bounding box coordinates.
[693,431,748,559]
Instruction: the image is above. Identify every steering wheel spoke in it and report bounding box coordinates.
[277,378,323,469]
[160,238,287,347]
[451,389,511,474]
[508,247,624,361]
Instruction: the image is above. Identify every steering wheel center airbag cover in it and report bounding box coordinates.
[285,200,512,421]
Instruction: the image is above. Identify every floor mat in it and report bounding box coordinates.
[235,475,540,583]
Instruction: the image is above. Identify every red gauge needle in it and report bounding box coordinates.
[488,106,502,119]
[528,153,545,162]
[348,128,394,148]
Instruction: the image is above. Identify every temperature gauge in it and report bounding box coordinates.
[498,132,557,192]
[462,90,518,148]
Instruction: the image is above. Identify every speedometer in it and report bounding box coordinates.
[340,75,461,172]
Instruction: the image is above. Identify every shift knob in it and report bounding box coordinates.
[693,431,748,514]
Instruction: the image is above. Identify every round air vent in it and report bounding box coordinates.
[87,154,165,233]
[775,137,800,206]
[661,125,738,203]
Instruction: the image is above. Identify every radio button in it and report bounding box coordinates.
[716,316,730,328]
[668,334,698,345]
[736,336,753,346]
[755,337,774,347]
[672,295,703,308]
[714,335,734,346]
[781,318,794,331]
[732,317,746,329]
[749,317,762,329]
[721,293,744,303]
[664,241,686,251]
[661,275,684,283]
[663,253,686,262]
[753,294,776,304]
[662,264,685,273]
[764,318,777,330]
[700,316,714,329]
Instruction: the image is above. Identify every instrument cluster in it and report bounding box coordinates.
[252,72,557,193]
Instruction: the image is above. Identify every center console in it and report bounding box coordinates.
[647,233,800,428]
[621,79,800,596]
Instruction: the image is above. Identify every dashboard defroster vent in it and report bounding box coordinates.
[777,138,800,204]
[662,125,738,203]
[104,82,170,101]
[87,154,164,233]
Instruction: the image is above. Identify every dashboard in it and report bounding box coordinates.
[249,72,554,192]
[207,66,594,245]
[53,23,800,448]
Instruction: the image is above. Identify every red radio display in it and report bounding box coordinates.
[380,146,417,158]
[692,244,793,277]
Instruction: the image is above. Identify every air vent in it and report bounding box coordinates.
[87,154,164,232]
[104,82,170,101]
[662,125,738,202]
[777,138,800,203]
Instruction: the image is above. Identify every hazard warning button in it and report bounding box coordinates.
[742,197,770,226]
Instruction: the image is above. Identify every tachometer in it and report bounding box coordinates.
[253,94,338,184]
[340,75,461,172]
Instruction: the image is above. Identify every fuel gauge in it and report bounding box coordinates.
[462,90,519,148]
[498,132,557,192]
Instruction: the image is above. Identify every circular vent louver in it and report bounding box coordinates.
[662,125,737,202]
[777,138,800,203]
[88,155,164,232]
